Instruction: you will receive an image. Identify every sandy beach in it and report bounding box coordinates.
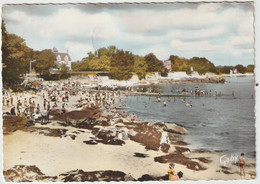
[2,78,256,182]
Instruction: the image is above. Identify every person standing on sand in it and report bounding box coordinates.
[10,96,13,106]
[238,153,246,176]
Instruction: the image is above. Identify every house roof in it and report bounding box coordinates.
[52,52,71,61]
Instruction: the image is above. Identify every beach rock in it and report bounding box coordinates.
[197,157,212,163]
[3,165,57,182]
[129,122,161,151]
[94,129,125,146]
[186,161,206,171]
[138,174,154,181]
[161,143,170,153]
[50,107,101,121]
[175,146,191,154]
[60,169,126,182]
[154,153,206,171]
[164,123,188,135]
[3,115,30,135]
[36,127,68,138]
[154,122,167,129]
[154,153,190,165]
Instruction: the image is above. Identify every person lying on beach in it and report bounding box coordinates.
[238,153,245,176]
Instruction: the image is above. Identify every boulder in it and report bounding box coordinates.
[60,169,126,182]
[164,123,188,135]
[129,123,161,151]
[3,165,57,182]
[161,143,170,153]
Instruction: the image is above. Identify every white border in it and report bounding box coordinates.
[0,0,259,184]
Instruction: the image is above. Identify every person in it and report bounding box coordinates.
[10,106,15,115]
[238,153,245,176]
[10,96,13,106]
[36,104,40,114]
[168,163,175,180]
[168,163,183,181]
[131,113,135,123]
[47,102,50,111]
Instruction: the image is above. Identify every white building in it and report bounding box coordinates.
[52,47,72,70]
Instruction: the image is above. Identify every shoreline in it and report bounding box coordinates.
[2,79,256,182]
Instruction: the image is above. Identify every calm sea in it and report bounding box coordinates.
[122,76,255,158]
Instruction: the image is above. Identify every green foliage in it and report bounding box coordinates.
[60,63,69,73]
[169,55,190,73]
[133,56,148,80]
[246,65,254,73]
[189,57,217,74]
[169,55,217,75]
[34,49,56,76]
[144,53,164,72]
[216,66,233,74]
[73,46,115,72]
[235,64,246,74]
[59,64,71,79]
[109,50,134,80]
[2,20,33,86]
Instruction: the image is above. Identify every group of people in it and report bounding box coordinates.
[2,79,139,124]
[173,87,221,97]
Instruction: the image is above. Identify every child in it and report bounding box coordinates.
[168,163,175,180]
[238,153,245,176]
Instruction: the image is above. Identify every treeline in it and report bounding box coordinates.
[2,19,254,88]
[169,55,254,75]
[72,46,167,80]
[73,46,254,81]
[2,21,70,89]
[216,64,254,74]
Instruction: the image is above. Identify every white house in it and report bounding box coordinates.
[52,47,72,70]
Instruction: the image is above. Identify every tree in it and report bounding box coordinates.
[169,55,190,73]
[216,66,233,74]
[109,50,134,80]
[189,57,217,74]
[34,49,56,76]
[144,53,164,72]
[86,55,110,71]
[133,56,148,80]
[235,64,246,74]
[59,64,70,79]
[2,20,33,86]
[246,64,254,73]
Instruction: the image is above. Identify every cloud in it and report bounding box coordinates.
[170,39,219,51]
[2,2,254,66]
[65,42,95,61]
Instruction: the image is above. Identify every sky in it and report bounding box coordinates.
[2,2,254,66]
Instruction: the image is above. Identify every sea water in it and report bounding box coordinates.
[122,76,255,158]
